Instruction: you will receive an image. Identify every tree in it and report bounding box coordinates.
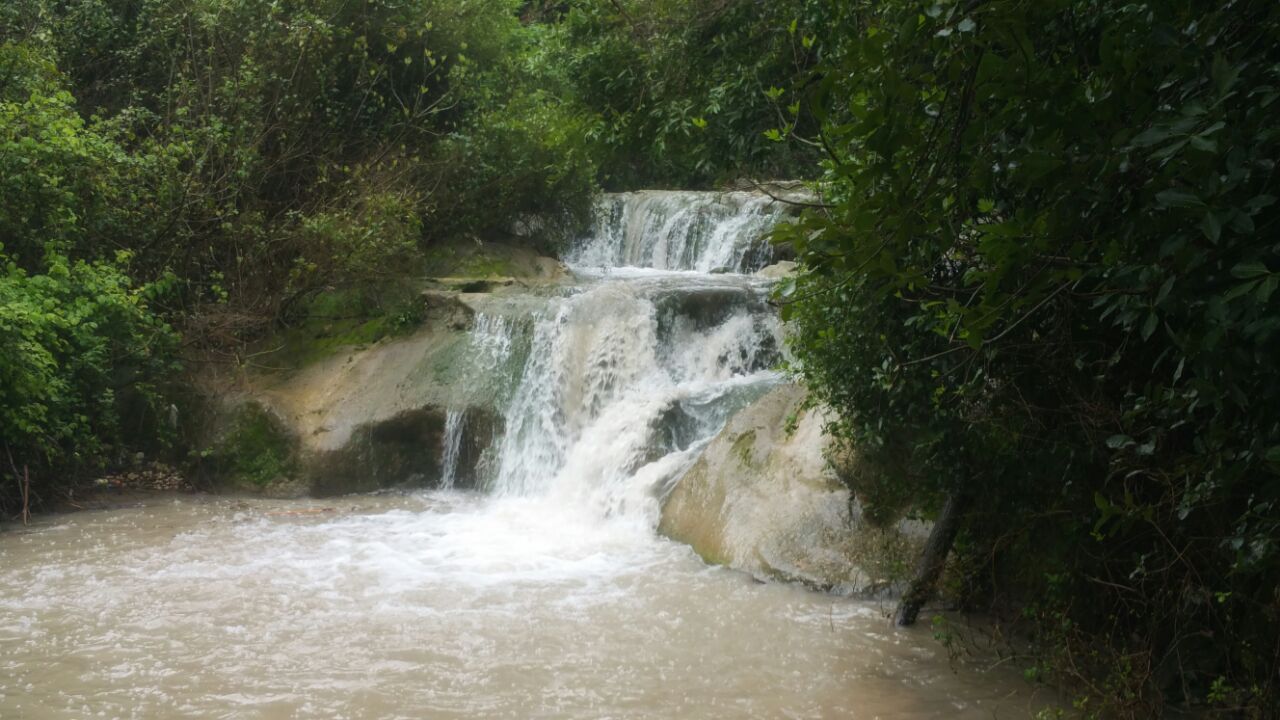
[779,0,1280,714]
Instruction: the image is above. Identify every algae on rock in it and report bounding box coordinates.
[205,402,304,497]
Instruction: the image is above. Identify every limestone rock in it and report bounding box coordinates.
[197,306,506,497]
[725,179,822,209]
[755,260,797,279]
[305,406,501,496]
[659,384,924,594]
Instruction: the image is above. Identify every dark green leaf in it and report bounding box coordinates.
[1231,261,1270,280]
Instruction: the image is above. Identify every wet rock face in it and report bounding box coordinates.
[302,407,499,496]
[196,306,508,497]
[306,407,448,496]
[439,409,503,490]
[658,384,924,595]
[207,402,503,497]
[194,290,518,496]
[420,289,477,331]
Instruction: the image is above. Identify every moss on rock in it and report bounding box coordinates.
[423,241,565,282]
[269,287,427,370]
[211,402,300,493]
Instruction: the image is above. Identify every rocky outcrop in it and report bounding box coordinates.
[725,179,822,208]
[659,384,926,594]
[423,240,569,284]
[192,271,535,497]
[305,405,501,496]
[755,260,797,279]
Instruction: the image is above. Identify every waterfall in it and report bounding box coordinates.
[439,409,467,490]
[567,191,786,273]
[473,190,787,527]
[0,188,1048,720]
[469,313,518,371]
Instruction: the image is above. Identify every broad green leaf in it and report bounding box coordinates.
[1141,312,1159,340]
[1156,189,1204,209]
[1231,261,1270,280]
[1201,211,1222,243]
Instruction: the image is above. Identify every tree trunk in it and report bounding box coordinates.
[895,491,968,627]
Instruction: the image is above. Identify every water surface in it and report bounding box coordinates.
[1,493,1049,719]
[1,191,1055,718]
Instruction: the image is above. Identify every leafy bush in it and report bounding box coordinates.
[0,3,610,505]
[550,0,829,188]
[211,403,296,489]
[0,251,178,509]
[0,41,163,267]
[3,0,601,319]
[439,87,600,246]
[780,0,1280,714]
[286,186,425,296]
[0,40,180,512]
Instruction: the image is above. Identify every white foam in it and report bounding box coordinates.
[568,191,783,273]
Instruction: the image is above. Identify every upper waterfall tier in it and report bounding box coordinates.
[567,191,788,273]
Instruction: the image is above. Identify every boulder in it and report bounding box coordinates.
[195,293,511,497]
[306,406,501,496]
[659,384,925,594]
[755,260,797,279]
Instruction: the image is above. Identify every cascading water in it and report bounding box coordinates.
[0,190,1048,719]
[439,409,467,490]
[568,190,785,273]
[480,193,785,529]
[468,312,519,371]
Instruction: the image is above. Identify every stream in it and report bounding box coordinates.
[0,190,1051,718]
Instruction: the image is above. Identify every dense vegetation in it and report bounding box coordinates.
[0,0,819,507]
[778,0,1280,715]
[4,0,1278,715]
[542,0,825,187]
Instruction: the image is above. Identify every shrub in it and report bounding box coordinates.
[780,0,1280,714]
[0,250,178,510]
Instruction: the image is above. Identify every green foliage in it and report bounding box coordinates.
[437,19,602,244]
[3,0,600,319]
[1,1,607,506]
[443,91,599,241]
[550,0,829,188]
[0,41,165,268]
[271,286,426,369]
[287,188,425,293]
[0,41,180,512]
[214,403,295,488]
[781,0,1280,714]
[0,250,178,505]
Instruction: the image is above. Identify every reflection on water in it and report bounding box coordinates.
[0,494,1052,719]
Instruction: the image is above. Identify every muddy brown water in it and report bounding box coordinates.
[0,493,1058,719]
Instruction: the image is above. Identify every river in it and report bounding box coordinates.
[1,190,1052,718]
